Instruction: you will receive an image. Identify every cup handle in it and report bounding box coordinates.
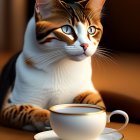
[103,110,129,134]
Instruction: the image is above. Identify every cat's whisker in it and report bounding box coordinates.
[95,48,117,66]
[24,53,48,63]
[97,47,114,57]
[37,51,65,65]
[101,54,117,66]
[97,47,114,53]
[24,51,61,65]
[37,53,58,63]
[97,50,113,60]
[93,55,102,69]
[93,55,108,72]
[98,50,115,61]
[25,54,44,61]
[96,52,114,63]
[44,54,65,66]
[95,57,111,72]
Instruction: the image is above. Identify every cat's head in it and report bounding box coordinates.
[35,0,105,61]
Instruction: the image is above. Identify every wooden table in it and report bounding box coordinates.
[0,122,140,140]
[107,122,140,140]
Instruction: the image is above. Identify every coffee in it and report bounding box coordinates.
[55,106,101,114]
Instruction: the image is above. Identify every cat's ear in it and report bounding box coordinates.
[76,0,89,7]
[85,0,106,11]
[35,0,59,20]
[35,0,51,14]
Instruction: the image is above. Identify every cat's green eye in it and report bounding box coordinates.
[61,25,73,35]
[88,26,96,35]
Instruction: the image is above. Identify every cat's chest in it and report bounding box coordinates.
[45,69,84,87]
[40,68,93,108]
[11,56,94,108]
[42,59,92,91]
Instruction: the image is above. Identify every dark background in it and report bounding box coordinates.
[101,0,140,53]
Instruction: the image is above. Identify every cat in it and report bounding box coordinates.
[0,0,106,131]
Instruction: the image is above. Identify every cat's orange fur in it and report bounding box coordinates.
[74,91,105,108]
[0,105,50,131]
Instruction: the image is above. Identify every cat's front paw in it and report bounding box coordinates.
[73,91,105,108]
[31,109,51,131]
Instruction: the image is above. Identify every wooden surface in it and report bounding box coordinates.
[107,122,140,140]
[0,122,140,140]
[0,126,35,140]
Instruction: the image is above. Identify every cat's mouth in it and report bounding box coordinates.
[69,53,89,61]
[83,52,89,57]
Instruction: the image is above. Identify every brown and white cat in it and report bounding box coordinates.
[0,0,105,131]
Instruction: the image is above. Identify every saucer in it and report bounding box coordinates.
[34,128,124,140]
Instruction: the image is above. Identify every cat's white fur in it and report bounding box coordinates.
[10,17,98,109]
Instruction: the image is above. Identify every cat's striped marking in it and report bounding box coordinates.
[39,37,58,44]
[0,105,50,130]
[73,91,105,108]
[25,59,34,67]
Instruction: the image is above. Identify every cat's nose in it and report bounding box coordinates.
[80,43,89,50]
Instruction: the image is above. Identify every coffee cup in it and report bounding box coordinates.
[49,104,129,140]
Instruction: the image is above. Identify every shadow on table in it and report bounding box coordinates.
[100,91,140,124]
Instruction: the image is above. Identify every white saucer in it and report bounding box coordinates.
[34,128,124,140]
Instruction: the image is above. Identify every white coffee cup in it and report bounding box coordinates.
[49,104,129,140]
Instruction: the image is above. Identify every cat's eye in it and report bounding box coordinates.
[61,25,73,35]
[88,26,96,35]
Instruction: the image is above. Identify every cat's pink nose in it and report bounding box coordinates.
[80,43,89,50]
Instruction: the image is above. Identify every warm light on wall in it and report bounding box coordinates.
[0,0,27,51]
[0,0,5,50]
[10,0,27,51]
